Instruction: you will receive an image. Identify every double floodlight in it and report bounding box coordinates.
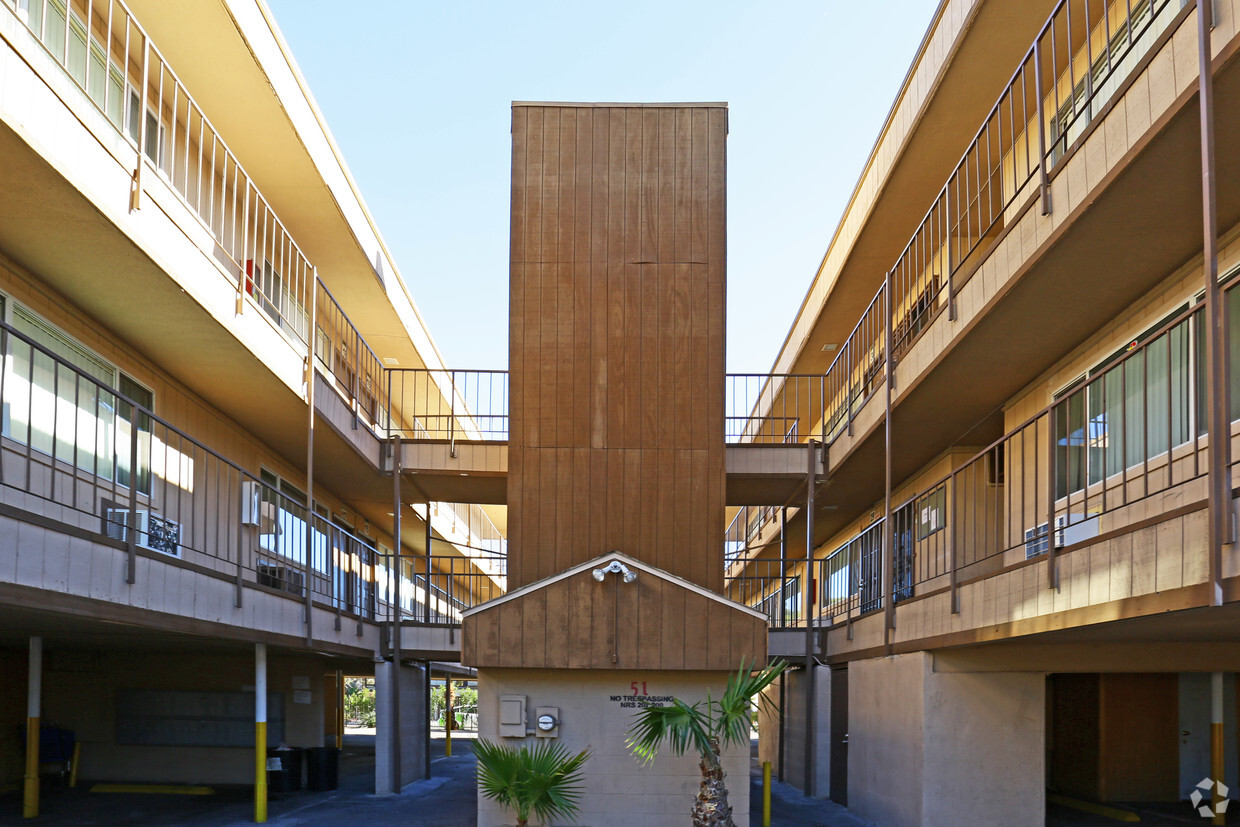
[592,560,637,583]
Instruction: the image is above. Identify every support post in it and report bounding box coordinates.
[335,670,344,750]
[1199,0,1230,607]
[883,270,895,640]
[779,507,787,626]
[424,666,432,779]
[804,439,817,797]
[426,502,434,625]
[386,435,403,793]
[949,470,959,613]
[126,413,139,585]
[1212,671,1225,825]
[392,435,402,647]
[304,272,318,644]
[23,636,41,820]
[129,38,148,212]
[777,672,786,782]
[945,184,956,321]
[255,643,267,824]
[445,678,453,758]
[1047,408,1058,590]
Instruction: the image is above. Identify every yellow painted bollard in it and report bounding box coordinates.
[69,742,81,788]
[255,721,267,824]
[23,717,38,819]
[762,760,771,827]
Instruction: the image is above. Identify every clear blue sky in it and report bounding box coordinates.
[266,0,939,373]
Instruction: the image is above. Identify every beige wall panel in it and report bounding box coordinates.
[476,668,749,827]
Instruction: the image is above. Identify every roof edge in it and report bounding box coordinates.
[512,101,728,108]
[462,551,767,621]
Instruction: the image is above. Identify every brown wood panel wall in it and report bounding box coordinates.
[462,568,766,671]
[508,103,727,591]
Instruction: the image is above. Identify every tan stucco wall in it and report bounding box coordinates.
[477,668,752,827]
[850,652,1044,827]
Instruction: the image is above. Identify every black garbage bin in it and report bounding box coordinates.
[305,746,339,791]
[267,746,303,793]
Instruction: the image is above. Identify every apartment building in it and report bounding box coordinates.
[0,0,507,818]
[723,0,1240,824]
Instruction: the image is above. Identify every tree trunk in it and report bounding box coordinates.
[691,738,733,827]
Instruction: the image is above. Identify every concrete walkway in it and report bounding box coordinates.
[1,734,869,826]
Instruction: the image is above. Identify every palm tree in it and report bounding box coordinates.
[474,739,591,827]
[626,660,787,827]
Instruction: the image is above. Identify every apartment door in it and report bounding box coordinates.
[829,666,848,804]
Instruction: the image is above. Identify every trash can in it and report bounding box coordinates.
[305,746,339,791]
[267,746,303,793]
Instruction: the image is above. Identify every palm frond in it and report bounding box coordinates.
[714,659,788,750]
[474,738,591,824]
[474,738,527,817]
[625,698,713,765]
[522,740,591,823]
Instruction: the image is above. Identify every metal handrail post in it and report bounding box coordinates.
[1034,36,1052,214]
[449,372,457,458]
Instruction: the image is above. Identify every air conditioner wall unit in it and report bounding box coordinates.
[257,563,305,596]
[1024,513,1100,559]
[240,481,262,526]
[103,507,181,557]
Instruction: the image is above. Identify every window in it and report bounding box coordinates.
[127,88,164,165]
[916,486,946,540]
[256,469,332,577]
[2,303,151,491]
[1055,305,1194,498]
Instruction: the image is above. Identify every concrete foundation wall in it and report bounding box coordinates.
[477,668,750,827]
[0,647,327,785]
[850,652,1044,827]
[778,665,831,798]
[374,660,428,794]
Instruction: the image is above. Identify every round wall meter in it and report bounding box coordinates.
[537,714,557,731]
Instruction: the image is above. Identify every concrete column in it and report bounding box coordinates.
[1212,672,1225,824]
[23,636,41,820]
[255,643,267,823]
[375,660,429,794]
[849,652,1044,827]
[335,670,345,750]
[780,665,831,799]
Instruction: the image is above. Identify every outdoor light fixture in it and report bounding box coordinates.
[592,560,637,583]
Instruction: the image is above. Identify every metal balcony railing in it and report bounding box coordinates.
[0,319,417,626]
[814,0,1186,449]
[387,369,510,445]
[315,280,389,431]
[4,0,318,348]
[728,271,1240,628]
